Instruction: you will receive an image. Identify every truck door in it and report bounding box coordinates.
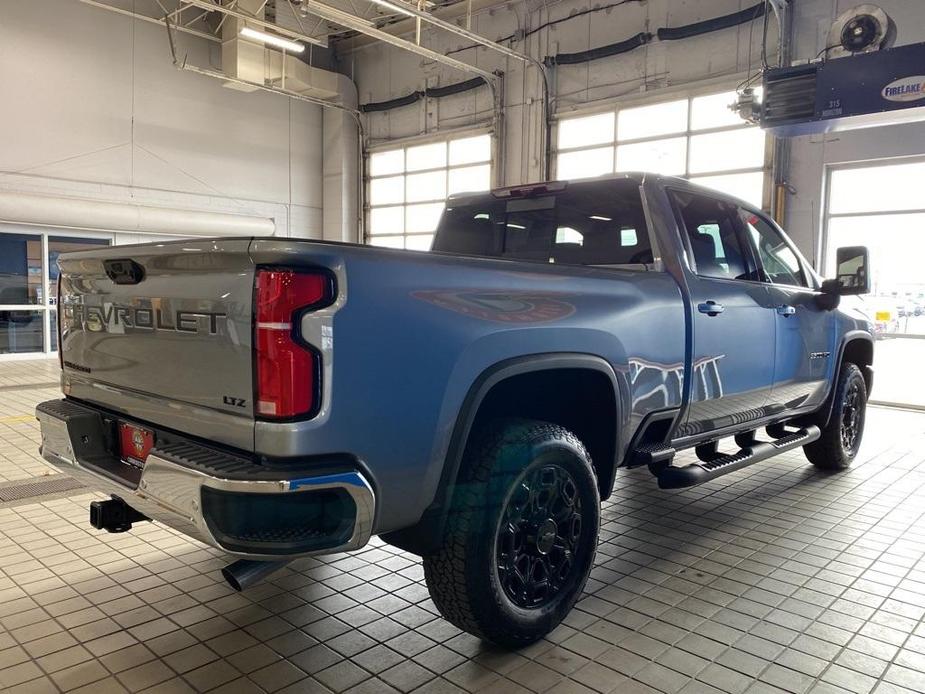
[738,208,835,411]
[668,190,776,437]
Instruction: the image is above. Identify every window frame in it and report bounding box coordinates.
[553,83,770,208]
[0,226,113,359]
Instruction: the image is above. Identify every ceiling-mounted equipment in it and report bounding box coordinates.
[826,4,895,59]
[758,41,925,136]
[739,5,925,137]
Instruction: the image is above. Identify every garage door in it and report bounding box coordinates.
[825,159,925,409]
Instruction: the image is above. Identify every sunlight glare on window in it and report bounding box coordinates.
[691,91,743,130]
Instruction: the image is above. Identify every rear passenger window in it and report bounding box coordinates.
[433,179,654,268]
[670,191,755,281]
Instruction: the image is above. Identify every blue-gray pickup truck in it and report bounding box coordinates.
[37,174,874,647]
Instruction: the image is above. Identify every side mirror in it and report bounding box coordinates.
[823,246,870,296]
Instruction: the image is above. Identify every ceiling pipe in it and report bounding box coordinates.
[299,1,497,82]
[181,0,329,47]
[362,0,551,179]
[165,15,367,240]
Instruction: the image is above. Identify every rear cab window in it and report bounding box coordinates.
[432,179,655,269]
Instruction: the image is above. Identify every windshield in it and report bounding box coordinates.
[432,179,653,267]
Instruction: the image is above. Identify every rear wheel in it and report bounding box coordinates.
[804,363,867,470]
[423,419,600,648]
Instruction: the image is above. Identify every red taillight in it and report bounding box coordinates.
[254,269,329,419]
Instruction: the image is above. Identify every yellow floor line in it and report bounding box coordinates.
[0,415,35,424]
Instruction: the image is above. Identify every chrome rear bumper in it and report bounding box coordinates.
[36,399,375,560]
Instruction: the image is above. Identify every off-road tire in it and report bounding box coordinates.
[804,362,867,470]
[423,419,600,648]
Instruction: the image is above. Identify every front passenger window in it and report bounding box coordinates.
[670,191,753,281]
[739,210,808,287]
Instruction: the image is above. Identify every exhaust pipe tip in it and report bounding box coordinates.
[221,559,289,592]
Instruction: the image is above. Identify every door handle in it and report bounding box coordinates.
[698,301,725,316]
[776,304,796,317]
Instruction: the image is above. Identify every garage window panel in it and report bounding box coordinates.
[369,235,405,249]
[689,128,766,174]
[406,142,447,172]
[617,99,688,140]
[405,203,445,233]
[448,164,491,196]
[616,137,687,176]
[370,175,405,206]
[366,133,492,250]
[558,112,616,150]
[556,88,767,207]
[370,206,404,236]
[369,149,405,176]
[449,135,491,166]
[829,161,925,215]
[406,171,447,203]
[690,171,764,208]
[557,147,614,181]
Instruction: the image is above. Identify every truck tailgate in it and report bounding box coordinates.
[58,238,256,451]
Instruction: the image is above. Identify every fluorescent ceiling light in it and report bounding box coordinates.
[366,0,416,17]
[240,26,305,53]
[506,223,526,229]
[589,215,612,221]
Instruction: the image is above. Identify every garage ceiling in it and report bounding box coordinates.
[79,0,501,53]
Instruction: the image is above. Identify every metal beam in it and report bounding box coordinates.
[78,0,220,42]
[365,0,526,63]
[336,0,503,51]
[304,1,497,82]
[182,0,329,47]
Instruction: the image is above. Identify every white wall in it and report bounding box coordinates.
[347,0,925,263]
[0,0,325,238]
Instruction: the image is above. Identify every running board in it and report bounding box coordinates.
[653,425,821,490]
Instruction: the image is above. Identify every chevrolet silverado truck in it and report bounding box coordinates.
[37,174,874,647]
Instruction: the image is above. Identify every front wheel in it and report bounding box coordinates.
[423,419,600,648]
[804,362,868,470]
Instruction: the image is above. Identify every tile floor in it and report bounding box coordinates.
[2,359,925,694]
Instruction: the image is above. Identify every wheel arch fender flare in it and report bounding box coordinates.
[382,353,623,555]
[816,331,874,429]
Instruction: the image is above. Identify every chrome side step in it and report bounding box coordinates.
[653,425,820,490]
